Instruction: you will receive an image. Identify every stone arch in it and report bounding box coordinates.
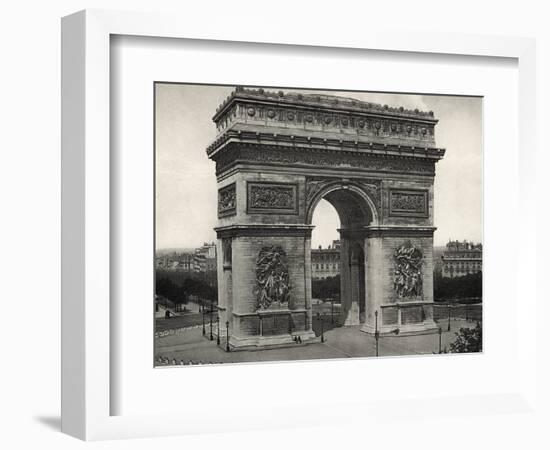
[307,183,376,327]
[305,181,380,227]
[207,87,444,348]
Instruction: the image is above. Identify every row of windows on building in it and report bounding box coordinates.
[315,254,340,261]
[443,262,481,271]
[155,242,217,273]
[315,263,339,270]
[443,262,482,272]
[441,240,482,278]
[445,253,482,259]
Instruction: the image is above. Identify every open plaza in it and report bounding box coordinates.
[155,302,481,366]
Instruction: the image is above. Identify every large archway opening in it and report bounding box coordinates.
[308,186,375,329]
[311,199,341,333]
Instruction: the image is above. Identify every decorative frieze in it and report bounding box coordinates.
[393,241,423,299]
[218,183,236,217]
[247,182,298,215]
[214,145,436,177]
[255,245,290,310]
[389,189,429,217]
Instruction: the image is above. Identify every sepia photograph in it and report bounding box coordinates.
[154,83,482,366]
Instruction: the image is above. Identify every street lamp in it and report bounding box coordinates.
[317,312,325,343]
[216,316,220,345]
[447,303,452,332]
[209,303,213,341]
[202,307,205,336]
[438,326,443,354]
[225,320,230,352]
[374,311,380,357]
[330,299,334,324]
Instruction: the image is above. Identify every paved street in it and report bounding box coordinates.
[155,319,479,366]
[156,311,218,332]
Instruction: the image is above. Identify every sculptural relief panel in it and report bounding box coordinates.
[218,182,236,217]
[389,189,429,218]
[246,181,298,215]
[393,241,424,300]
[254,245,290,310]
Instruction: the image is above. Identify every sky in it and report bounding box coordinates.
[155,84,482,250]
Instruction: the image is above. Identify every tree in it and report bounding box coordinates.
[449,322,482,353]
[155,271,218,306]
[312,275,340,300]
[433,271,482,301]
[156,277,188,304]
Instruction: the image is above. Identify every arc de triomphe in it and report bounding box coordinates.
[206,87,445,350]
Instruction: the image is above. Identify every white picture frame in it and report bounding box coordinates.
[61,9,537,441]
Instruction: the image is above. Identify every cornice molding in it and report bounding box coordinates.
[207,129,445,160]
[215,224,315,238]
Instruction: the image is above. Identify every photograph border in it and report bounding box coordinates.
[61,9,537,441]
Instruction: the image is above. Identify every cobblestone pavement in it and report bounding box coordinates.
[155,319,479,366]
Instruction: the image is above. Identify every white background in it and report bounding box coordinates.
[1,1,548,449]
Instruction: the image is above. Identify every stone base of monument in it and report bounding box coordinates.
[360,320,439,337]
[341,310,362,326]
[229,330,318,351]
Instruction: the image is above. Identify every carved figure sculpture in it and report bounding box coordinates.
[393,242,423,298]
[249,185,294,209]
[255,246,290,309]
[218,184,236,215]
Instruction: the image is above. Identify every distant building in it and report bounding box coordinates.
[155,251,194,271]
[193,242,217,274]
[441,240,482,278]
[175,253,194,271]
[311,240,341,280]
